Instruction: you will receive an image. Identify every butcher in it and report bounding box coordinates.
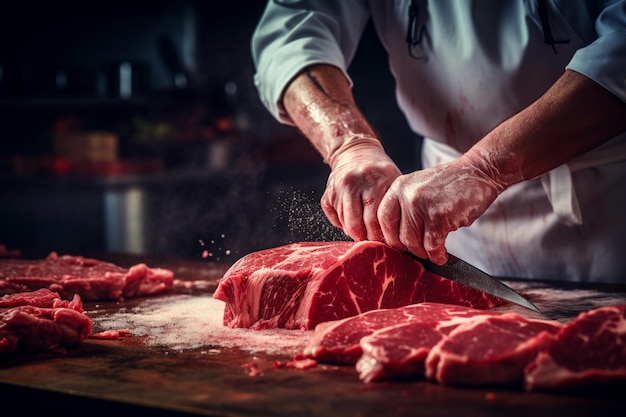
[251,0,626,283]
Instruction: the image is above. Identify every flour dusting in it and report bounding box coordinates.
[91,295,311,355]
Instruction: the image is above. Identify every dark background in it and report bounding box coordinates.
[0,0,420,262]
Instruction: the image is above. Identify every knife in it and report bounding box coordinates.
[418,253,541,313]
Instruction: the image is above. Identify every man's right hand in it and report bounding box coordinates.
[280,65,402,241]
[322,136,402,242]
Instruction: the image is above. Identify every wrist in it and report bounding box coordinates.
[458,148,519,193]
[326,134,386,168]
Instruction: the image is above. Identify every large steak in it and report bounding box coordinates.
[525,304,626,391]
[213,241,504,330]
[1,288,92,356]
[0,252,174,301]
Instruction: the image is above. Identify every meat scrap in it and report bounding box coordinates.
[525,304,626,391]
[0,244,20,259]
[274,357,318,370]
[214,241,504,330]
[90,328,131,340]
[0,252,174,301]
[1,288,92,357]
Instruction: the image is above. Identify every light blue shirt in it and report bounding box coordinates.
[252,0,625,151]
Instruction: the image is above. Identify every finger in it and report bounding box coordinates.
[321,190,342,229]
[362,197,384,242]
[378,194,406,251]
[342,193,367,241]
[423,227,449,265]
[426,243,448,265]
[399,211,428,259]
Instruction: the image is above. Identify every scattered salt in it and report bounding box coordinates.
[269,187,347,241]
[91,295,311,355]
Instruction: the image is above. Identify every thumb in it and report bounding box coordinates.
[423,228,449,265]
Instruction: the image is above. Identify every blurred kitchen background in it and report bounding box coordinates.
[0,0,420,262]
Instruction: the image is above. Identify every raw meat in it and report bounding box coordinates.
[357,321,447,382]
[525,304,626,391]
[1,288,92,357]
[214,241,504,330]
[304,302,497,366]
[0,252,174,301]
[354,303,501,382]
[304,306,431,366]
[424,314,561,386]
[306,302,560,385]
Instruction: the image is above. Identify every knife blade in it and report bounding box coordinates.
[419,253,541,313]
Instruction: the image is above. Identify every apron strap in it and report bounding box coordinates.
[540,165,582,226]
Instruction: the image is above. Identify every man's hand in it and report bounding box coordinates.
[378,153,506,265]
[375,70,626,265]
[281,64,403,241]
[322,136,402,241]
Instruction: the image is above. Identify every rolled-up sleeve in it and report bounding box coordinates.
[251,0,371,124]
[566,0,626,103]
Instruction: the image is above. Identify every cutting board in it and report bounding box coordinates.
[1,257,625,417]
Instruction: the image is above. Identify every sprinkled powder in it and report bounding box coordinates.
[91,295,311,355]
[269,187,348,242]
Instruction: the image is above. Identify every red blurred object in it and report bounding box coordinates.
[66,159,164,176]
[41,156,71,175]
[52,115,82,133]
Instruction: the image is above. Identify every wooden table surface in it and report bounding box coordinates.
[1,255,625,417]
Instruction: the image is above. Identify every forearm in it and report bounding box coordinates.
[282,64,381,166]
[466,70,626,187]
